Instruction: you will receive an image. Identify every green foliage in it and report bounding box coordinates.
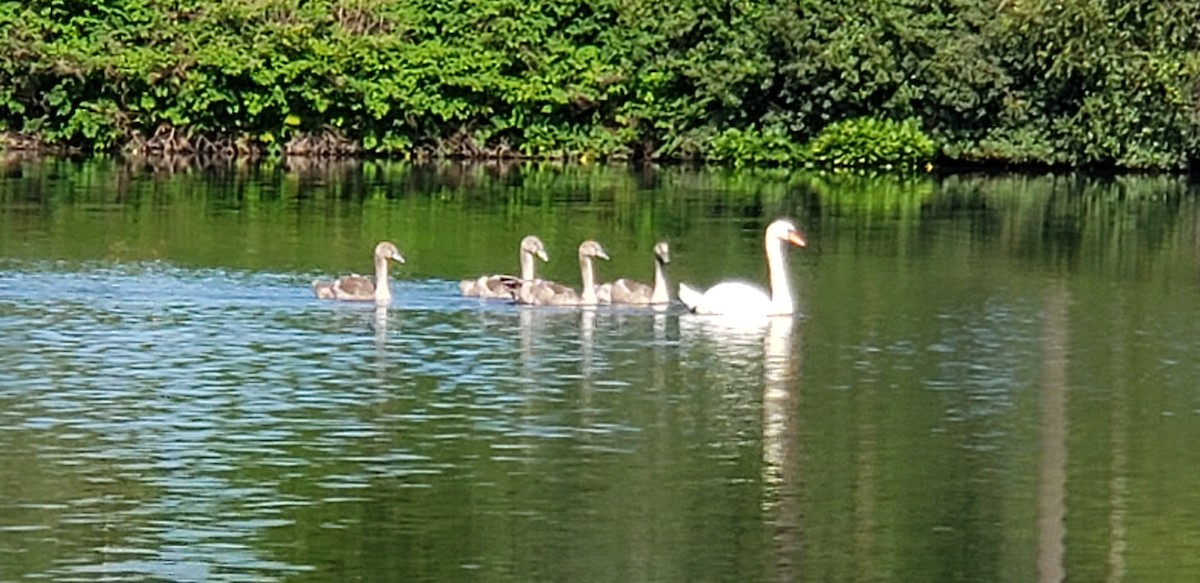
[807,118,935,169]
[0,0,1197,169]
[706,126,805,167]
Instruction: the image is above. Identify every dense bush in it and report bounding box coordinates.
[705,127,805,167]
[0,0,1197,169]
[807,118,935,169]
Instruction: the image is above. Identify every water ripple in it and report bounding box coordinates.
[1,262,737,581]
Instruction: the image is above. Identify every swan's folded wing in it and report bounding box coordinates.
[678,283,704,312]
[333,275,375,299]
[484,275,522,298]
[610,278,652,304]
[679,281,772,315]
[519,279,575,305]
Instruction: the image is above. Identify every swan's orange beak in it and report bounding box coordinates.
[788,231,807,247]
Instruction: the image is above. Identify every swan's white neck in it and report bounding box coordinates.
[651,257,670,304]
[374,254,392,302]
[580,256,598,304]
[519,248,536,280]
[765,237,794,314]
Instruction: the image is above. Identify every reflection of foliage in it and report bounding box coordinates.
[935,174,1191,273]
[801,172,936,220]
[0,158,1195,282]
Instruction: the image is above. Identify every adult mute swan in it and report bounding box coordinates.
[517,240,609,306]
[598,241,671,305]
[459,235,549,299]
[312,241,405,303]
[678,219,806,316]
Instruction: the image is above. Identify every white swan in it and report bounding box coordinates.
[597,241,671,305]
[312,241,405,303]
[516,240,609,306]
[678,219,806,316]
[459,235,549,299]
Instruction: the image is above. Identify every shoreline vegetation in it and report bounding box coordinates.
[1,0,1198,171]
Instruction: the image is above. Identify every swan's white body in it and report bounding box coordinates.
[678,219,806,316]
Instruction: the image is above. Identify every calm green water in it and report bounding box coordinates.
[2,157,1200,582]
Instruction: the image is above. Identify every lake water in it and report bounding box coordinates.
[2,158,1199,581]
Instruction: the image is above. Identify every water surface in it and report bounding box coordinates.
[2,159,1200,581]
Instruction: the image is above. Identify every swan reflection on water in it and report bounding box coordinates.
[678,314,800,479]
[762,316,798,477]
[373,305,389,346]
[680,313,803,580]
[580,307,596,374]
[761,316,802,580]
[678,312,795,357]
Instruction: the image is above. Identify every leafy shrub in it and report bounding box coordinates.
[0,0,1196,169]
[806,118,935,169]
[705,126,805,167]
